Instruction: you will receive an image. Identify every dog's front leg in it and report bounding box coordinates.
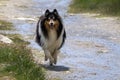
[53,50,60,64]
[45,54,48,61]
[44,49,54,66]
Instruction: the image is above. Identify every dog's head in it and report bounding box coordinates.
[44,9,60,30]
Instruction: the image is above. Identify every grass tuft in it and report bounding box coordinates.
[0,20,13,30]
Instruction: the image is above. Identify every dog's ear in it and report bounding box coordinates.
[45,9,49,17]
[53,9,59,15]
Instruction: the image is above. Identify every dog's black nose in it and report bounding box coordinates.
[50,23,54,26]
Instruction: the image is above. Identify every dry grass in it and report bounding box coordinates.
[0,20,13,30]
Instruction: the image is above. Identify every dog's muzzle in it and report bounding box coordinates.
[50,23,54,27]
[49,20,54,28]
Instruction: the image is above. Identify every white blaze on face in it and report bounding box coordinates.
[49,19,55,26]
[48,16,55,27]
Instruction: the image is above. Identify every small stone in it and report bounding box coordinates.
[88,72,97,75]
[65,71,71,74]
[97,48,109,53]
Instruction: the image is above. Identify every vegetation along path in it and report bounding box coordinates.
[0,0,120,80]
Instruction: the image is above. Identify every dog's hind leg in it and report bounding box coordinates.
[53,50,60,64]
[44,49,54,66]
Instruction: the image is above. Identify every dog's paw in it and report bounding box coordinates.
[54,59,57,64]
[53,53,57,64]
[49,58,54,66]
[53,56,57,64]
[50,63,53,66]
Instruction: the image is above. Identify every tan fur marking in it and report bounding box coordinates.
[54,20,59,30]
[44,20,50,30]
[44,19,60,30]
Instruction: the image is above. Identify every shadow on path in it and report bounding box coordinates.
[41,64,70,71]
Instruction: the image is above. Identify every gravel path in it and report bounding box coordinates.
[0,0,120,80]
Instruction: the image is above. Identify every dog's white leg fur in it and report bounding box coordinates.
[53,50,60,64]
[44,49,54,65]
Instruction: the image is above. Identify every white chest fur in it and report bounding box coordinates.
[39,26,63,53]
[48,29,57,45]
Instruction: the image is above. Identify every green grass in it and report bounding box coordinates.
[69,0,120,16]
[0,20,13,30]
[0,37,45,80]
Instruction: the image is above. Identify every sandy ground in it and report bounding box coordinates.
[0,0,120,80]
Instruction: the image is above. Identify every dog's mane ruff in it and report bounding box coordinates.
[58,29,66,49]
[57,16,66,49]
[40,16,49,39]
[35,15,45,46]
[35,18,41,46]
[56,16,63,39]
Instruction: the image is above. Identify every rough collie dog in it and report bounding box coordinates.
[35,9,66,66]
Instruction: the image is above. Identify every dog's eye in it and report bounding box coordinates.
[53,19,56,21]
[47,19,50,21]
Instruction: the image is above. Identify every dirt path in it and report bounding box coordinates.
[0,0,120,80]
